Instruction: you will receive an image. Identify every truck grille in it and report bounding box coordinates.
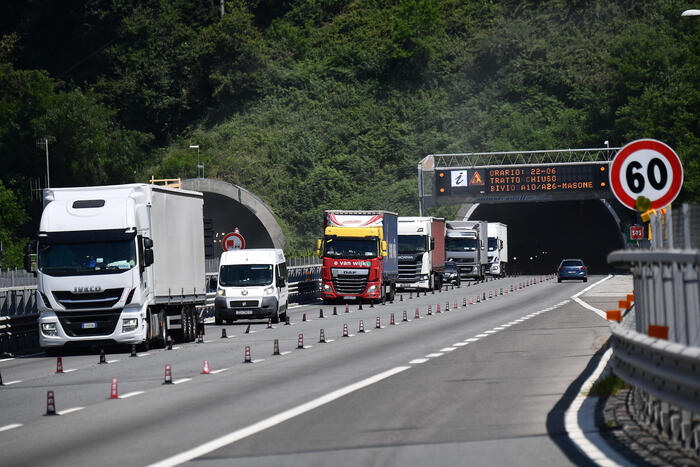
[53,288,124,310]
[398,260,422,282]
[56,310,120,337]
[332,275,368,295]
[229,300,260,308]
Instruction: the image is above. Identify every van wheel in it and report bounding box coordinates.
[272,308,280,324]
[279,302,288,322]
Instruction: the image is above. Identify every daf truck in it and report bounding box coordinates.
[445,220,488,281]
[487,222,508,277]
[26,184,206,352]
[397,217,445,291]
[318,210,398,303]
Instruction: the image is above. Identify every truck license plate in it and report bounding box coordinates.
[237,310,253,315]
[81,322,97,329]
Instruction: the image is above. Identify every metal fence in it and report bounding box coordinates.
[0,269,36,288]
[607,204,700,454]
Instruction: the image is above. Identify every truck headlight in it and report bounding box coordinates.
[217,288,225,296]
[323,283,332,292]
[264,286,274,295]
[367,285,377,293]
[122,318,138,333]
[41,322,58,336]
[419,274,429,281]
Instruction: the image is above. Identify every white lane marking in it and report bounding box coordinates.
[475,334,488,338]
[279,352,292,356]
[409,358,429,364]
[146,366,411,467]
[440,347,456,352]
[3,380,22,386]
[465,338,479,342]
[484,330,497,334]
[63,369,78,373]
[500,324,512,328]
[0,357,15,363]
[137,353,150,357]
[204,340,213,343]
[171,346,182,350]
[119,391,145,399]
[301,345,313,349]
[57,406,84,415]
[173,378,192,385]
[453,342,468,347]
[425,353,444,358]
[210,369,228,374]
[251,359,265,364]
[571,275,614,319]
[107,359,119,364]
[564,348,630,466]
[0,423,22,432]
[325,339,335,343]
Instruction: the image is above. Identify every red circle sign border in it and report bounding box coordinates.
[609,139,683,210]
[222,232,246,251]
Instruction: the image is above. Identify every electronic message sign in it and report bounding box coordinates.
[434,162,611,203]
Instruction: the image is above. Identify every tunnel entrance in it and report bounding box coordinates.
[466,200,626,275]
[180,179,285,264]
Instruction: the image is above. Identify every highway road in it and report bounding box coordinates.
[0,275,626,467]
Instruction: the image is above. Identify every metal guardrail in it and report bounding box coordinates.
[607,205,700,452]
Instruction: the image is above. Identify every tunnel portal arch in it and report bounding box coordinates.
[459,199,629,275]
[181,179,285,262]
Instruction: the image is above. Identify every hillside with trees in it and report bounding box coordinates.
[1,0,698,264]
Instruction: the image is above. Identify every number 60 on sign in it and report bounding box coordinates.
[609,139,684,211]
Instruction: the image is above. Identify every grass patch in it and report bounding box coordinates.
[588,373,629,397]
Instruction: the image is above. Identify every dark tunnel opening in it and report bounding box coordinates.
[469,200,625,275]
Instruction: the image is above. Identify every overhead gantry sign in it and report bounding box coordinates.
[418,148,620,212]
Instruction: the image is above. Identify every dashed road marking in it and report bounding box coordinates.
[210,369,228,374]
[119,391,145,399]
[465,338,479,342]
[0,423,22,432]
[409,358,429,364]
[173,378,192,385]
[439,347,456,352]
[3,380,22,385]
[0,358,15,363]
[63,369,78,373]
[475,334,488,338]
[57,406,84,415]
[425,353,444,358]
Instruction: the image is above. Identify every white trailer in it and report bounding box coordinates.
[31,184,206,351]
[397,217,445,291]
[487,222,508,276]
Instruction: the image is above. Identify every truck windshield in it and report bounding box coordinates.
[398,235,427,254]
[219,264,273,287]
[488,238,498,252]
[445,237,477,252]
[38,240,137,276]
[324,238,378,259]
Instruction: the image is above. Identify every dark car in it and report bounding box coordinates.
[443,261,461,286]
[557,259,587,282]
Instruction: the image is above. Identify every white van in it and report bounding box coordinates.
[214,249,288,324]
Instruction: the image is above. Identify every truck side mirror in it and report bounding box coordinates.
[382,240,388,257]
[144,248,154,267]
[316,239,322,257]
[430,237,435,251]
[499,240,503,250]
[208,276,218,290]
[143,237,154,249]
[23,242,36,274]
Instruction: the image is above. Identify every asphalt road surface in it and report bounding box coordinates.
[0,275,625,467]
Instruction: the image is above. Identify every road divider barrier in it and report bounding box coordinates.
[244,346,251,363]
[273,339,280,355]
[319,329,326,343]
[164,365,172,384]
[46,391,56,415]
[56,357,63,374]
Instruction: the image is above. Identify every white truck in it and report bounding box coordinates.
[27,184,206,352]
[445,220,488,281]
[397,217,445,291]
[487,222,508,277]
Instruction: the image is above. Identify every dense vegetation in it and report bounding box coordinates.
[1,0,699,265]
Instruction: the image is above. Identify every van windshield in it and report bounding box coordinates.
[219,264,273,287]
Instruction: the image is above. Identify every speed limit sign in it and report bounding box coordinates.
[609,139,683,211]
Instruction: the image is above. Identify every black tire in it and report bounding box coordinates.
[271,306,280,324]
[280,302,288,322]
[583,278,587,283]
[557,278,562,283]
[157,310,168,348]
[180,307,190,342]
[188,307,197,341]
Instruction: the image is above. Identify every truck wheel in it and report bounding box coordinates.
[188,307,198,341]
[158,311,168,348]
[180,307,191,342]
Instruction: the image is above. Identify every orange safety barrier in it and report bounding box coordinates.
[618,300,630,309]
[627,293,634,303]
[648,325,669,340]
[606,310,622,322]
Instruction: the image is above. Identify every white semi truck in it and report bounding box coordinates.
[26,184,206,352]
[397,217,445,291]
[487,222,508,277]
[445,220,488,281]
